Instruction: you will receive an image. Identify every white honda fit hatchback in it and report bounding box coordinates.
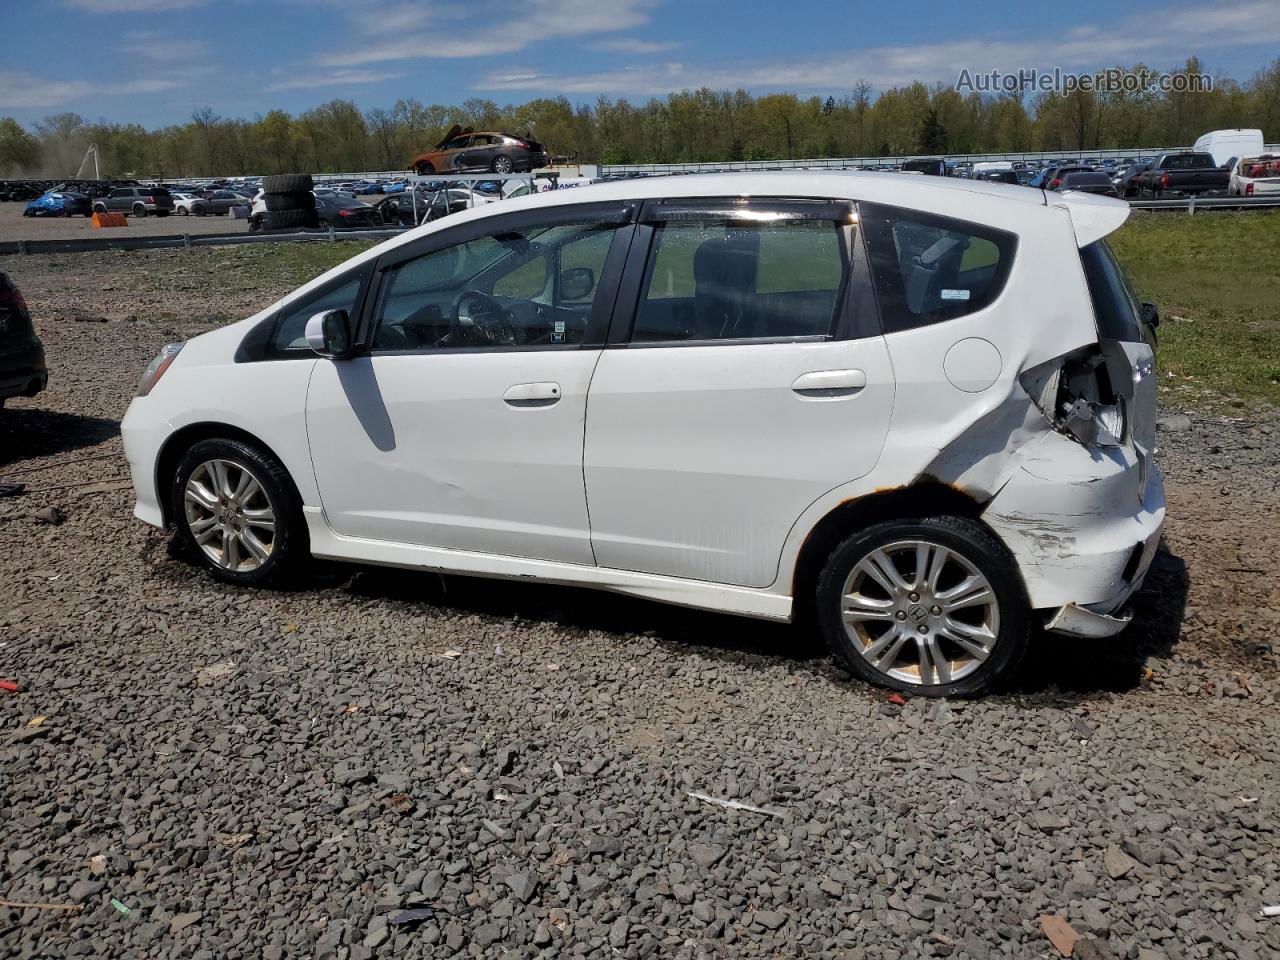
[122,173,1165,697]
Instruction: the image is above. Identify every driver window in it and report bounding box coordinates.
[369,218,624,352]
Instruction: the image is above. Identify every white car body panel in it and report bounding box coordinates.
[121,171,1163,637]
[305,350,598,564]
[583,337,895,587]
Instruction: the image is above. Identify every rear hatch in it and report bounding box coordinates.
[1031,194,1158,502]
[144,187,173,208]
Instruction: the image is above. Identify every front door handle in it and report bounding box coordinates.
[791,369,867,398]
[503,382,561,407]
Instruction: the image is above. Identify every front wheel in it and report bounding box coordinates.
[171,438,308,587]
[815,516,1029,697]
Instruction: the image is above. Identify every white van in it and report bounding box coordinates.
[1193,129,1264,168]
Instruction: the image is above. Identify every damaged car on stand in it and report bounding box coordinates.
[120,172,1164,698]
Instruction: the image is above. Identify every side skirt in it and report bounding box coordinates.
[303,507,793,622]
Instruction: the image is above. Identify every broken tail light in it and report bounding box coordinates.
[1019,348,1127,448]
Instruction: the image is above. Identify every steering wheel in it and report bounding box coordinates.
[451,289,516,346]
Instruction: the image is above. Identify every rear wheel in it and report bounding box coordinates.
[491,155,514,174]
[177,206,189,216]
[171,438,308,587]
[132,203,147,217]
[815,516,1029,697]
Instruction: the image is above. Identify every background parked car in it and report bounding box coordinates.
[1228,155,1280,196]
[1113,161,1152,198]
[93,185,174,217]
[1136,152,1230,198]
[314,194,381,229]
[0,181,46,202]
[410,125,549,174]
[23,191,92,217]
[1056,171,1121,198]
[0,272,47,412]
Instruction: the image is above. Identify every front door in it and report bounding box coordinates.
[584,199,896,588]
[305,204,633,564]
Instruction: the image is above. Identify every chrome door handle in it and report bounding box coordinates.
[791,369,866,398]
[503,382,561,407]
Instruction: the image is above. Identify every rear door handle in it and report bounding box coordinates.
[791,369,867,398]
[503,382,561,407]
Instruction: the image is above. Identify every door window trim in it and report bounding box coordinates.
[605,196,878,348]
[358,201,639,355]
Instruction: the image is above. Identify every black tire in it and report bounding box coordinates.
[491,155,514,174]
[171,438,308,587]
[92,203,106,214]
[815,516,1029,698]
[132,203,147,218]
[177,206,189,216]
[264,192,314,212]
[262,173,313,194]
[264,209,318,231]
[416,160,435,175]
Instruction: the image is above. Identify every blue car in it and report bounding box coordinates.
[23,191,92,217]
[381,181,407,194]
[353,181,385,195]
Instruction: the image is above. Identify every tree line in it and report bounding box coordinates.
[1,57,1276,179]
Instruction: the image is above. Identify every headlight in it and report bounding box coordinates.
[138,342,184,397]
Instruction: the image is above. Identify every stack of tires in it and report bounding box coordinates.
[260,174,318,231]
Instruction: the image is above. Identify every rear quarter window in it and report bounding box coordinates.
[1079,240,1144,343]
[859,202,1017,333]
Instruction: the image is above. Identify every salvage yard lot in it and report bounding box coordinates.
[1,215,1278,959]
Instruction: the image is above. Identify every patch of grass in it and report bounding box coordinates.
[1109,210,1280,411]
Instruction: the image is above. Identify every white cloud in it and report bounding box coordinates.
[317,0,657,66]
[0,70,188,109]
[265,69,405,92]
[475,0,1280,95]
[119,34,211,64]
[63,0,207,11]
[587,38,680,54]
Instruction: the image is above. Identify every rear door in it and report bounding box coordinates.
[583,198,896,589]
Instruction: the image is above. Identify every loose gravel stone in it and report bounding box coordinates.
[0,248,1277,960]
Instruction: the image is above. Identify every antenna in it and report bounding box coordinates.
[75,143,101,180]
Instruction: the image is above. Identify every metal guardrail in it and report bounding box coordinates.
[3,192,1276,256]
[1126,195,1280,212]
[600,143,1280,176]
[0,225,408,256]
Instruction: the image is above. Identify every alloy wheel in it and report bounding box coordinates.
[840,539,1000,686]
[184,459,277,573]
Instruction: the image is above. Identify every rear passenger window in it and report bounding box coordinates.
[632,218,846,342]
[860,202,1016,333]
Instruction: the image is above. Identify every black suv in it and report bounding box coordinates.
[94,186,174,217]
[0,273,47,411]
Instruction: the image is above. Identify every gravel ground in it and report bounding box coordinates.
[1,247,1278,960]
[0,202,251,242]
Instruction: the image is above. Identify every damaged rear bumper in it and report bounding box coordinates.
[984,429,1165,630]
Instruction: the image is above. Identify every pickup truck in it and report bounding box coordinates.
[1136,152,1229,197]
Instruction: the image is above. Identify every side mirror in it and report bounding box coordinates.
[560,266,595,301]
[1140,301,1160,329]
[305,309,353,359]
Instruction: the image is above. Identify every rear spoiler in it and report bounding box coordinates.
[1047,190,1130,247]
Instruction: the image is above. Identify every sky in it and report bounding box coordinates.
[1,0,1277,126]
